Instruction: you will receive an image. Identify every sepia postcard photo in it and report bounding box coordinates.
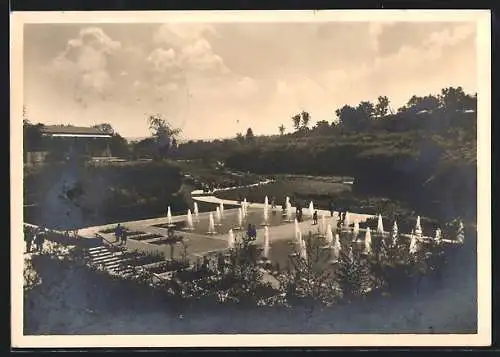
[11,10,491,348]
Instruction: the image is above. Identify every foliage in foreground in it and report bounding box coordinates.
[25,221,457,311]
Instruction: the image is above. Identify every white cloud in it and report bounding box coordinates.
[150,24,229,76]
[46,27,121,96]
[147,48,178,71]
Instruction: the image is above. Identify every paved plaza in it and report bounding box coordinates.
[78,194,376,262]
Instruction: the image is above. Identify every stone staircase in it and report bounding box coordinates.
[87,245,136,278]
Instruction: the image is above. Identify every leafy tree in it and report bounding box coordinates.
[301,111,311,129]
[439,86,475,112]
[245,127,255,142]
[92,123,114,134]
[335,245,372,302]
[356,101,375,120]
[314,120,331,134]
[278,124,286,136]
[292,114,302,131]
[147,114,181,160]
[109,133,130,157]
[335,105,368,131]
[374,96,390,118]
[399,94,441,114]
[278,231,339,306]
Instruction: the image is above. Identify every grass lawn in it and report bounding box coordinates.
[215,175,414,217]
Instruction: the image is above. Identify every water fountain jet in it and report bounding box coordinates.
[242,198,248,218]
[207,213,216,234]
[364,227,372,255]
[236,207,243,230]
[167,206,174,227]
[308,201,314,218]
[391,220,399,246]
[409,230,418,254]
[299,232,307,261]
[377,214,384,234]
[220,202,225,218]
[215,207,222,226]
[344,211,350,229]
[326,224,334,246]
[332,233,341,262]
[262,200,269,226]
[294,218,301,243]
[286,201,293,222]
[263,226,270,259]
[185,209,194,230]
[353,220,360,241]
[227,229,235,249]
[193,202,200,223]
[415,216,422,238]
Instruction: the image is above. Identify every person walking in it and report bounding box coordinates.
[35,228,46,252]
[114,223,122,243]
[121,229,128,246]
[247,223,253,239]
[313,210,318,225]
[25,227,33,253]
[251,224,257,241]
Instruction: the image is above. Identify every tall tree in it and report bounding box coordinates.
[356,101,375,120]
[292,114,302,131]
[245,127,255,142]
[147,113,181,159]
[278,124,286,136]
[335,105,360,130]
[301,111,311,129]
[439,86,469,111]
[374,96,390,118]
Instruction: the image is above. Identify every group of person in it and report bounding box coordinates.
[114,223,128,245]
[246,223,257,240]
[24,226,47,253]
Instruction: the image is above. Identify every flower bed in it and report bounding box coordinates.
[127,251,166,266]
[148,235,184,245]
[146,260,190,274]
[130,233,164,241]
[124,231,146,237]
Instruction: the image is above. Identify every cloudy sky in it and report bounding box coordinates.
[23,21,477,140]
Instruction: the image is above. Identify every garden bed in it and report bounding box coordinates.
[146,260,190,274]
[129,233,164,241]
[98,226,146,235]
[148,236,184,245]
[127,251,166,266]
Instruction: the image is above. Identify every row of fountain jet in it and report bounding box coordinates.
[296,214,466,263]
[163,196,464,263]
[164,199,249,234]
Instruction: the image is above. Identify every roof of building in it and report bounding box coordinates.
[41,125,112,137]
